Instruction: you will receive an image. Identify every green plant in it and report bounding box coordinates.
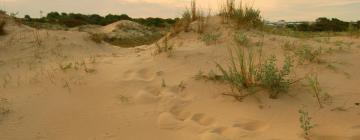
[257,55,293,98]
[299,109,315,138]
[307,74,330,108]
[219,0,263,28]
[0,19,6,35]
[296,45,323,64]
[234,31,249,46]
[154,37,174,57]
[216,47,257,94]
[282,41,295,51]
[201,32,221,45]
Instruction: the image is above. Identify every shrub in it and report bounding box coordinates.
[214,47,294,99]
[0,19,6,35]
[299,109,315,139]
[257,55,293,98]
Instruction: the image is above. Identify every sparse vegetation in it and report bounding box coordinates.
[201,32,221,45]
[307,74,331,108]
[219,0,263,28]
[257,55,293,98]
[89,33,105,44]
[214,47,294,99]
[299,109,315,139]
[234,31,249,46]
[296,45,323,64]
[154,37,174,57]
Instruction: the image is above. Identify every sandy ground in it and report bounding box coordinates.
[1,16,360,140]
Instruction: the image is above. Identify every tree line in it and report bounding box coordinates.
[287,17,360,32]
[23,12,178,28]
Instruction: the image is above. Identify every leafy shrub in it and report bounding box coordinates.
[257,55,293,98]
[299,109,315,138]
[0,19,5,35]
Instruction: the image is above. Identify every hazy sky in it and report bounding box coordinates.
[0,0,359,21]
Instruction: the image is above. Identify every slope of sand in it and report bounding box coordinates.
[1,16,360,140]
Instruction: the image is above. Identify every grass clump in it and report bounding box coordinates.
[299,109,315,139]
[201,32,221,45]
[214,47,294,99]
[154,37,174,57]
[220,0,263,28]
[0,19,6,35]
[234,31,249,46]
[307,74,331,108]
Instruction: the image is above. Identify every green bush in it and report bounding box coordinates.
[257,56,293,98]
[213,47,294,99]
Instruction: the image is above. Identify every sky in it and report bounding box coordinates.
[0,0,359,21]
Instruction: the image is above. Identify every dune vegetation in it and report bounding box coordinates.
[0,1,360,140]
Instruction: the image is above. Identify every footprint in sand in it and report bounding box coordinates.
[122,68,156,81]
[190,113,215,126]
[157,112,184,130]
[134,89,160,104]
[231,120,269,132]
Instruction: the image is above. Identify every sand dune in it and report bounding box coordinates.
[1,14,360,140]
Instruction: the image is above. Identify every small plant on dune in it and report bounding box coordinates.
[0,19,6,35]
[257,55,293,98]
[282,41,296,51]
[296,45,323,64]
[201,32,221,45]
[89,33,105,44]
[0,98,10,117]
[219,0,263,28]
[216,47,258,96]
[307,74,331,108]
[299,109,315,139]
[154,37,174,57]
[234,31,249,46]
[213,46,294,99]
[181,10,192,32]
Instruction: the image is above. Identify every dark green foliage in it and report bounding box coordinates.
[21,12,177,28]
[288,17,359,32]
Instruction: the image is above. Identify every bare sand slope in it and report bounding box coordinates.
[1,16,360,140]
